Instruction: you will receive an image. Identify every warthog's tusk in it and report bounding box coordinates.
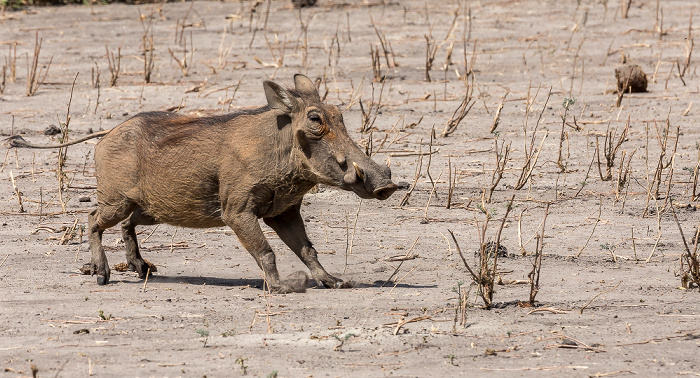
[353,162,365,181]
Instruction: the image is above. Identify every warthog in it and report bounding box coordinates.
[8,74,398,293]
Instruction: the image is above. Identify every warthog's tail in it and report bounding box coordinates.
[5,130,111,149]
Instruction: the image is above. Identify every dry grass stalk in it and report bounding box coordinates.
[515,89,550,190]
[105,45,121,87]
[461,35,477,83]
[449,195,515,310]
[422,169,443,223]
[399,143,423,207]
[446,157,455,209]
[0,64,5,94]
[168,31,194,77]
[580,281,621,314]
[297,10,311,70]
[370,18,397,69]
[9,171,25,213]
[326,31,341,68]
[140,16,156,83]
[529,203,549,306]
[596,118,629,181]
[489,92,508,134]
[370,44,382,82]
[55,73,78,212]
[175,2,205,45]
[692,150,699,201]
[654,0,664,38]
[681,13,694,77]
[671,206,700,290]
[382,237,419,287]
[576,195,602,257]
[7,42,17,83]
[359,81,386,133]
[26,31,53,97]
[644,122,678,214]
[486,138,511,203]
[424,34,438,82]
[620,0,632,19]
[424,127,437,197]
[441,75,475,137]
[614,149,635,198]
[265,33,287,69]
[556,98,576,173]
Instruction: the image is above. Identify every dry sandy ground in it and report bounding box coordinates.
[1,0,700,376]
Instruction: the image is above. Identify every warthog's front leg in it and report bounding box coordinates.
[263,205,347,289]
[223,210,306,293]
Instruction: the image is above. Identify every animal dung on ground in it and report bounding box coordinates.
[615,64,647,93]
[475,241,509,258]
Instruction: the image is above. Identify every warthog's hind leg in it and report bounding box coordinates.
[121,208,158,279]
[87,202,136,285]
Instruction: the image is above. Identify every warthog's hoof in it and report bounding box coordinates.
[82,261,111,285]
[269,271,309,293]
[96,274,109,285]
[334,280,355,289]
[129,259,157,279]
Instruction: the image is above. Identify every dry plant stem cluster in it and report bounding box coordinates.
[442,74,475,137]
[56,74,79,213]
[486,137,510,203]
[449,195,515,310]
[359,81,385,133]
[168,31,194,77]
[515,89,551,190]
[0,65,6,94]
[141,15,156,83]
[26,31,52,97]
[671,206,700,290]
[596,118,629,181]
[528,203,549,306]
[105,45,121,87]
[643,120,679,217]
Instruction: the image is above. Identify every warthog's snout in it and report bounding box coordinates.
[343,159,397,200]
[373,183,398,200]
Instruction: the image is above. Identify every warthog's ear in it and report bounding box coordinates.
[264,80,299,113]
[294,74,320,102]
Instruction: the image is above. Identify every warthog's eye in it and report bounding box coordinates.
[308,112,322,123]
[306,111,326,136]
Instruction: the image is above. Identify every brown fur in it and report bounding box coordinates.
[9,75,398,293]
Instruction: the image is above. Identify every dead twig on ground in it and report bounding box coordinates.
[579,281,622,314]
[577,195,602,257]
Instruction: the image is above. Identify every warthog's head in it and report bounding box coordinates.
[264,74,398,200]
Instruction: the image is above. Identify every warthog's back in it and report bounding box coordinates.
[95,111,276,228]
